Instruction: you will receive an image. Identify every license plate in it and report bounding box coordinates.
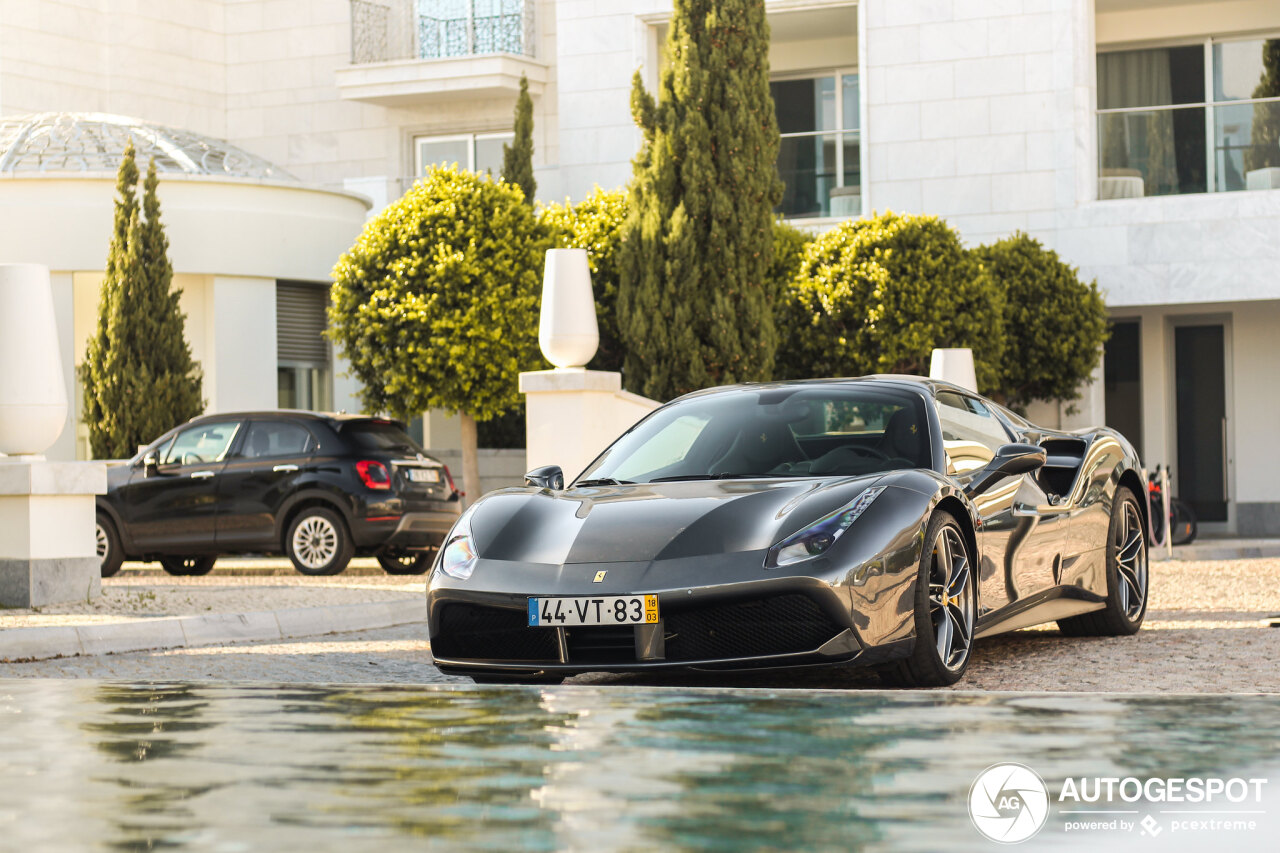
[407,468,440,483]
[528,595,660,627]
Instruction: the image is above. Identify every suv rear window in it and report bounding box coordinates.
[342,421,424,454]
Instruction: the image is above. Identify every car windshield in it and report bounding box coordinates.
[342,421,424,454]
[577,386,930,484]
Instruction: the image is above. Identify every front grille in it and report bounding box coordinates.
[664,594,843,662]
[564,626,635,664]
[432,603,559,662]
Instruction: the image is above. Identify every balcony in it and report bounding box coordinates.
[336,0,547,106]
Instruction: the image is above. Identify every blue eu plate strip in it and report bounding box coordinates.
[527,598,539,626]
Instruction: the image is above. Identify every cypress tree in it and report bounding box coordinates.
[81,145,203,458]
[501,74,536,204]
[618,0,783,400]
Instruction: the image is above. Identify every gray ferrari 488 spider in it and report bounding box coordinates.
[427,376,1149,687]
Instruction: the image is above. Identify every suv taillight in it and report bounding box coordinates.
[441,465,461,499]
[356,460,391,490]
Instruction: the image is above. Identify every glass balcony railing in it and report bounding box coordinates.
[350,0,535,64]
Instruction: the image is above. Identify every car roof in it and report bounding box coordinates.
[183,410,404,426]
[672,374,977,402]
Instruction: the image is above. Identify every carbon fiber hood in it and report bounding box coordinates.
[468,477,883,564]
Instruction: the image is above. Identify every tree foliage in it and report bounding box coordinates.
[1245,38,1280,172]
[81,144,203,458]
[501,73,537,204]
[329,165,550,422]
[538,186,629,372]
[618,0,783,400]
[768,220,811,302]
[976,232,1108,409]
[775,212,1004,390]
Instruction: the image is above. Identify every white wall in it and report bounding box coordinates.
[207,276,277,413]
[861,0,1096,246]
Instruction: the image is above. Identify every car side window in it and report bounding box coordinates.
[238,421,313,459]
[162,421,242,466]
[936,393,1011,475]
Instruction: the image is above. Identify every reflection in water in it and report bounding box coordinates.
[0,682,1276,851]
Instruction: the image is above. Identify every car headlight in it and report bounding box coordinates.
[435,508,478,580]
[765,486,886,568]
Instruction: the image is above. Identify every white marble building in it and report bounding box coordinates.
[1,0,1278,533]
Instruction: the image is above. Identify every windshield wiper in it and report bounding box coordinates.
[574,478,635,487]
[647,473,766,483]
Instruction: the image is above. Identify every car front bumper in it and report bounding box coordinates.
[426,559,913,676]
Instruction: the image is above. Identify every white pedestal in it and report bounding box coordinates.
[0,458,107,607]
[519,369,659,481]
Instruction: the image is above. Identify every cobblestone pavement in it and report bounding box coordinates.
[0,616,1276,692]
[1,558,1276,692]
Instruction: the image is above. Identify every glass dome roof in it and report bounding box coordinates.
[0,112,298,181]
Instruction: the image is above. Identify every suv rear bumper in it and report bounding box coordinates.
[353,509,459,550]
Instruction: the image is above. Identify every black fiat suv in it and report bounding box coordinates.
[95,412,460,577]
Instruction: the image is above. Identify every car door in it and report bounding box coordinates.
[214,419,316,550]
[120,419,245,552]
[935,393,1062,614]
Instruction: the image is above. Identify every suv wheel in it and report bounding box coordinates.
[97,513,125,578]
[377,550,432,575]
[160,556,217,576]
[286,507,353,576]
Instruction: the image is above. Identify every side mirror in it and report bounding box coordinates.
[524,465,564,491]
[143,454,159,477]
[964,443,1046,498]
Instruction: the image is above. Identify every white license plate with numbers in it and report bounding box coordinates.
[407,468,440,483]
[528,595,660,627]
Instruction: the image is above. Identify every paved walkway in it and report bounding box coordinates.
[0,560,425,662]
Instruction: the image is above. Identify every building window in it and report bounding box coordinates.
[418,0,535,60]
[414,131,513,178]
[350,0,536,64]
[771,71,860,219]
[276,281,332,412]
[1098,36,1280,198]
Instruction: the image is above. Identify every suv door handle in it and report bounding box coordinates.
[272,464,299,473]
[191,471,216,479]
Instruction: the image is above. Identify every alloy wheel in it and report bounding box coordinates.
[95,523,109,561]
[1115,500,1147,620]
[928,525,974,671]
[292,515,338,570]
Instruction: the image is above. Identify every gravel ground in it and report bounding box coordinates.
[0,557,1276,692]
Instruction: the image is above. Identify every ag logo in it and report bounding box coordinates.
[968,763,1050,843]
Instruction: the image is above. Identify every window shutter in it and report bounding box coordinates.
[276,281,330,365]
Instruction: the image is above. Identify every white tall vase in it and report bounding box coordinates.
[539,248,599,369]
[0,264,68,456]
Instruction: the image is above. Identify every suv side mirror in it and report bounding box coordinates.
[524,465,564,491]
[143,454,159,477]
[964,443,1046,498]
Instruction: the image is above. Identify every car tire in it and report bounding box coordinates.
[879,510,977,688]
[159,556,217,576]
[377,550,432,575]
[285,507,353,576]
[1057,486,1148,637]
[96,513,125,578]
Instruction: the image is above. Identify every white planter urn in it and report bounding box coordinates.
[539,248,599,369]
[0,264,68,456]
[929,347,979,393]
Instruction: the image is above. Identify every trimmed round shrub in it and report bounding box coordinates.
[976,232,1108,408]
[328,165,551,422]
[776,211,1004,390]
